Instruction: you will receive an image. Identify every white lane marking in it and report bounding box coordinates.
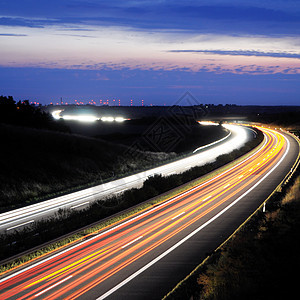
[70,202,89,209]
[6,220,34,231]
[121,236,144,249]
[34,275,73,297]
[201,195,212,202]
[238,175,243,179]
[0,135,268,284]
[193,131,231,153]
[223,184,230,189]
[96,133,290,300]
[171,212,185,220]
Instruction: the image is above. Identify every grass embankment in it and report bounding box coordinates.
[0,128,263,274]
[163,134,300,300]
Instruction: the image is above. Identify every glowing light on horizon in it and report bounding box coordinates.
[101,116,114,122]
[52,110,63,120]
[51,110,99,122]
[52,110,128,123]
[115,117,126,122]
[64,115,99,122]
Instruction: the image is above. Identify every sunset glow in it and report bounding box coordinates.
[1,1,300,105]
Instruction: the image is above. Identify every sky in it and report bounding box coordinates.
[0,0,300,106]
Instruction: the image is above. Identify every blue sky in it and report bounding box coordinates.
[1,0,300,105]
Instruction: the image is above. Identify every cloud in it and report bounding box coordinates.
[0,17,42,28]
[1,1,300,35]
[94,73,109,81]
[0,16,58,28]
[1,19,299,75]
[0,33,27,36]
[55,33,97,38]
[168,49,300,59]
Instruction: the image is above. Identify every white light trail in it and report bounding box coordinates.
[101,117,114,122]
[51,110,127,123]
[52,110,62,120]
[63,114,100,122]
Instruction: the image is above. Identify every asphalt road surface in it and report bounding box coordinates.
[0,126,298,300]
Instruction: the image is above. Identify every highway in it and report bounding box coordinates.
[0,123,251,233]
[0,126,299,300]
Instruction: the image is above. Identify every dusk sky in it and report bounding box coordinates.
[1,0,300,106]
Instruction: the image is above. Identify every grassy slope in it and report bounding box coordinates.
[0,123,174,212]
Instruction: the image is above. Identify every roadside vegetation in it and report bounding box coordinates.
[0,95,69,132]
[163,137,300,300]
[0,129,263,271]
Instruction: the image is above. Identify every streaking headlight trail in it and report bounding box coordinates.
[51,110,128,123]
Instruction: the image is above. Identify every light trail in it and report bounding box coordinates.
[0,123,250,233]
[0,126,297,300]
[51,110,128,123]
[6,220,34,231]
[33,275,73,297]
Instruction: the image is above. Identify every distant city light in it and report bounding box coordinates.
[48,98,154,106]
[51,110,99,122]
[115,117,126,122]
[63,115,99,122]
[101,116,114,122]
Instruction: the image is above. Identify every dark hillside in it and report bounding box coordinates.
[66,117,228,154]
[0,124,174,212]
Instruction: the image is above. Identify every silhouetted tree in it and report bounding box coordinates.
[0,95,69,132]
[0,95,17,123]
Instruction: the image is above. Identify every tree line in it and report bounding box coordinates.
[0,95,69,132]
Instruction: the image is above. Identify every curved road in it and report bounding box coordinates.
[0,124,251,233]
[0,126,299,300]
